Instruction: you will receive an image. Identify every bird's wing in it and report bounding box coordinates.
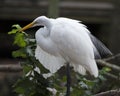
[51,19,98,77]
[89,33,112,59]
[35,45,65,73]
[56,17,112,59]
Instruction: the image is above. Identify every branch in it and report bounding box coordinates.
[0,64,22,72]
[94,89,120,96]
[104,72,118,79]
[96,60,120,71]
[95,53,120,71]
[103,53,120,61]
[96,53,120,71]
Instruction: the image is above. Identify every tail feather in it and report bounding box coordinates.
[71,61,98,77]
[85,60,98,77]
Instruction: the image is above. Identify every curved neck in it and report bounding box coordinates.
[40,18,52,37]
[43,18,52,31]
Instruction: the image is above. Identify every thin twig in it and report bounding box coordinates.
[96,60,120,71]
[103,53,120,61]
[104,72,118,79]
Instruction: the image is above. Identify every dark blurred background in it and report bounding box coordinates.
[0,0,120,96]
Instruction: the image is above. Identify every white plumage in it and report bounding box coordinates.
[21,16,112,77]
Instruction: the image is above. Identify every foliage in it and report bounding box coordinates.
[8,25,50,96]
[8,24,114,96]
[71,67,110,96]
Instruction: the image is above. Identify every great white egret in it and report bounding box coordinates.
[21,16,112,78]
[20,16,112,96]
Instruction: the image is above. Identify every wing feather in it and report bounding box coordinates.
[89,33,112,59]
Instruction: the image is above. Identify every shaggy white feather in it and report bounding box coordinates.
[35,45,88,77]
[35,45,65,73]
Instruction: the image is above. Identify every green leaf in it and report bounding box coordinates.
[12,24,22,29]
[103,67,111,72]
[85,80,94,88]
[62,76,67,82]
[14,77,34,95]
[8,24,22,34]
[79,81,88,89]
[29,39,36,43]
[98,75,106,81]
[26,46,34,56]
[8,29,18,34]
[23,64,33,75]
[14,33,27,47]
[12,49,26,58]
[14,86,25,94]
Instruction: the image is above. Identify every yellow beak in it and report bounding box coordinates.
[20,22,35,32]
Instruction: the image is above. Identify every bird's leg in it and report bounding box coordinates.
[66,62,71,96]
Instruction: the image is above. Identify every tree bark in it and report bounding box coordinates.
[0,64,22,72]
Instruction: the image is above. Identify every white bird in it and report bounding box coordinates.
[21,16,112,78]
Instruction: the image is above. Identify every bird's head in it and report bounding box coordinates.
[20,16,49,32]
